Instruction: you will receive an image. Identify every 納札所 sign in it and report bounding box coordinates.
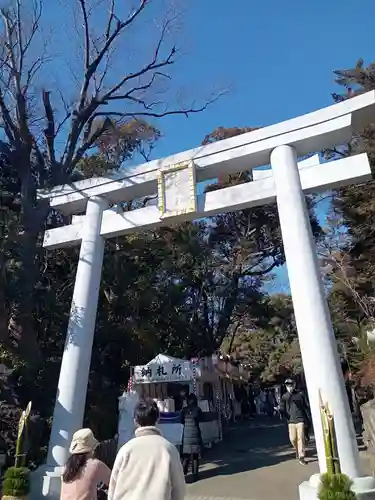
[134,361,193,383]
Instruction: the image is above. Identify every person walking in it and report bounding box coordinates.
[254,391,262,415]
[108,398,185,500]
[248,386,256,419]
[181,393,203,482]
[280,379,310,465]
[263,389,273,417]
[60,428,111,500]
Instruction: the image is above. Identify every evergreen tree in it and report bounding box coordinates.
[323,59,375,390]
[328,59,375,321]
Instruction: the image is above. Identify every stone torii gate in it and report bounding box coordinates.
[36,91,375,500]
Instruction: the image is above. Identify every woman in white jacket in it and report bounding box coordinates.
[108,398,185,500]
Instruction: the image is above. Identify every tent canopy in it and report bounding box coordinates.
[146,354,187,366]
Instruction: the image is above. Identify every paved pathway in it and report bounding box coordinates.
[185,418,372,500]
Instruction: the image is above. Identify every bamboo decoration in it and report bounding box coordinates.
[319,391,340,475]
[15,402,32,468]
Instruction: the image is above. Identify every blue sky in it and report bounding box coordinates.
[152,0,375,157]
[43,0,375,157]
[43,0,375,291]
[149,0,375,292]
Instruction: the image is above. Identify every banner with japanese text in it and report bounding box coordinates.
[134,361,193,383]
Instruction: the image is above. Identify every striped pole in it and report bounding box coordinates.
[127,371,133,393]
[216,382,223,441]
[191,358,198,395]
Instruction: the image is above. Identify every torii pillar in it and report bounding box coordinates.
[34,91,375,500]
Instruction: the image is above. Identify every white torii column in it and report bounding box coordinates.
[47,195,108,467]
[271,145,374,499]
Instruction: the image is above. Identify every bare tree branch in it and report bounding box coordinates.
[102,18,176,101]
[62,0,155,170]
[78,0,149,112]
[20,0,42,60]
[15,0,23,75]
[78,0,90,71]
[114,98,223,118]
[42,90,56,165]
[106,0,117,40]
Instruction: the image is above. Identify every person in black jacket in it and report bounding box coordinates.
[180,393,203,481]
[279,379,310,465]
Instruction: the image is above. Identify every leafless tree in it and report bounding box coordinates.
[0,0,224,360]
[321,249,375,320]
[319,217,375,323]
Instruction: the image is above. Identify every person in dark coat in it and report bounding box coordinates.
[180,393,203,481]
[280,378,310,465]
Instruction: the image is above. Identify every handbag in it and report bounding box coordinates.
[97,482,108,500]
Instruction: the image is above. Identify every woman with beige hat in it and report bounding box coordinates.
[60,428,111,500]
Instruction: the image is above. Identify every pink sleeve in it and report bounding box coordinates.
[95,460,111,486]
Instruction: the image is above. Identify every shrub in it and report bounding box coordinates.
[2,467,30,498]
[318,473,357,500]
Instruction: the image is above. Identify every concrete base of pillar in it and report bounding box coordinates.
[30,465,63,500]
[299,474,375,500]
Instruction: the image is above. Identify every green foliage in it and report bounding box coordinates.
[327,60,375,312]
[318,473,356,500]
[222,294,302,382]
[322,58,375,390]
[2,467,30,497]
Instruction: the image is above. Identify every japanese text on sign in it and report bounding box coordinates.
[135,362,192,383]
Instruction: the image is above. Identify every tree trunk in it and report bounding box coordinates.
[7,158,48,361]
[216,273,240,348]
[9,228,41,360]
[0,249,8,341]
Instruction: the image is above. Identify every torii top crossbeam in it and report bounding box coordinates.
[39,91,375,215]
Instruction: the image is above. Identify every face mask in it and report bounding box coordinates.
[286,386,294,393]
